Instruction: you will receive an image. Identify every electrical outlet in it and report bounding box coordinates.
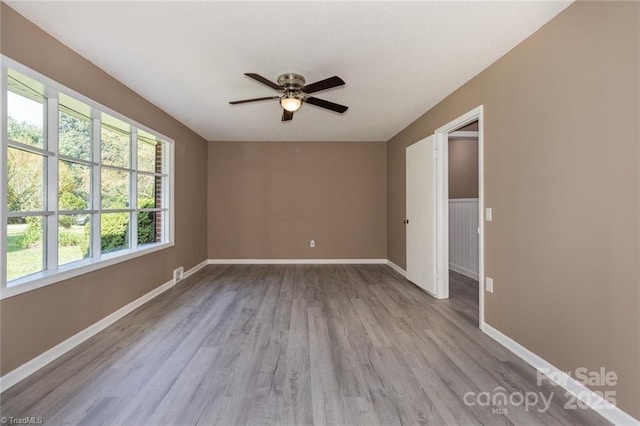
[485,277,494,293]
[310,239,316,248]
[174,267,184,283]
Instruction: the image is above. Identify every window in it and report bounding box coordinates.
[1,57,174,297]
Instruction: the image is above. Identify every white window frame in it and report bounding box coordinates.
[1,55,175,300]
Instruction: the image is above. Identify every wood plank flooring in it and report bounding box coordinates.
[1,265,608,425]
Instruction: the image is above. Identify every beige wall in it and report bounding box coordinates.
[448,137,478,199]
[0,4,208,375]
[208,142,387,259]
[387,1,639,418]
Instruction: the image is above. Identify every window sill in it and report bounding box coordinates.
[1,241,174,300]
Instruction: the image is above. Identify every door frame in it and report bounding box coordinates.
[434,105,484,328]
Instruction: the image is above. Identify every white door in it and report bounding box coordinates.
[406,135,437,296]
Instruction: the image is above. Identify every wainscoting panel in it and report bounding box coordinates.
[449,198,479,279]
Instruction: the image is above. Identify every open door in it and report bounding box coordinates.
[405,135,438,296]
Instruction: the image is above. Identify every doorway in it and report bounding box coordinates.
[446,121,479,322]
[435,106,484,327]
[404,106,484,327]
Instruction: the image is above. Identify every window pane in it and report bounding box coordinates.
[137,175,162,209]
[7,71,45,148]
[101,213,129,254]
[101,114,130,168]
[7,216,45,282]
[59,161,91,211]
[59,108,92,161]
[138,137,161,173]
[101,169,130,209]
[138,210,162,245]
[101,124,130,168]
[59,215,91,266]
[7,147,44,212]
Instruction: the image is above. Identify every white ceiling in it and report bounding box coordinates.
[7,1,571,142]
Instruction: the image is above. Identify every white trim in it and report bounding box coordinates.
[167,141,175,244]
[100,163,135,174]
[207,258,388,265]
[482,323,639,426]
[0,242,174,300]
[0,65,7,288]
[6,211,54,217]
[58,154,98,167]
[386,260,407,277]
[6,139,55,157]
[130,129,138,251]
[477,108,485,328]
[449,130,478,138]
[208,259,408,276]
[0,276,177,392]
[181,259,208,280]
[449,263,479,281]
[91,116,101,259]
[46,95,59,271]
[434,105,485,328]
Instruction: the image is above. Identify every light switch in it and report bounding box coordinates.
[485,208,493,222]
[486,277,494,293]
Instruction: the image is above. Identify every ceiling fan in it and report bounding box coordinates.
[229,73,348,122]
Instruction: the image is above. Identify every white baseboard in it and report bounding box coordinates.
[182,259,209,280]
[0,276,179,393]
[207,258,387,265]
[386,260,407,277]
[449,263,479,280]
[482,323,639,426]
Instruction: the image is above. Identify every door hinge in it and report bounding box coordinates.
[434,150,439,159]
[435,269,440,280]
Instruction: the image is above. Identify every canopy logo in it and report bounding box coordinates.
[462,387,554,415]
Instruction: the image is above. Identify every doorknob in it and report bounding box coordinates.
[403,219,409,224]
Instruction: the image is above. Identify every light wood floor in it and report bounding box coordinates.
[1,265,607,425]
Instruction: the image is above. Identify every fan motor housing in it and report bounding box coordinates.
[277,73,305,90]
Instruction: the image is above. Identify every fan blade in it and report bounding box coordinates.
[282,109,294,121]
[229,96,280,105]
[305,97,348,113]
[302,76,345,94]
[245,73,281,90]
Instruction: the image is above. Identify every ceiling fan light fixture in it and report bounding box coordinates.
[230,73,348,121]
[281,96,301,112]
